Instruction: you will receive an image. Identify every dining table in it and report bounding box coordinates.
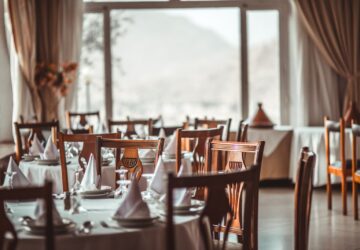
[6,197,204,250]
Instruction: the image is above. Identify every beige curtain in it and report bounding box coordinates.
[289,1,343,126]
[295,0,360,113]
[6,0,41,120]
[7,0,83,123]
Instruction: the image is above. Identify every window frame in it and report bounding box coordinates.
[83,0,290,124]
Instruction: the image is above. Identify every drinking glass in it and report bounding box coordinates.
[142,173,154,201]
[114,169,131,198]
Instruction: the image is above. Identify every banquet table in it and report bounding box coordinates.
[18,158,155,194]
[7,198,203,250]
[290,127,360,187]
[247,126,293,180]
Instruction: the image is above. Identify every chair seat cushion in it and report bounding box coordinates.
[330,160,360,169]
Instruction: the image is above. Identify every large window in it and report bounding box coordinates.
[78,0,289,126]
[110,9,240,124]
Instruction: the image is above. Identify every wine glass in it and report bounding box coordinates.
[114,169,131,199]
[142,173,154,201]
[69,170,87,214]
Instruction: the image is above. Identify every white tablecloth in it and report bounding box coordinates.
[8,199,203,250]
[19,158,155,194]
[247,126,293,157]
[290,127,358,187]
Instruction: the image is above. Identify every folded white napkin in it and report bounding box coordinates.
[139,149,156,159]
[149,156,166,195]
[80,154,101,191]
[173,164,192,206]
[3,157,30,187]
[41,136,59,160]
[163,132,177,156]
[114,180,150,218]
[29,134,44,156]
[158,128,166,139]
[135,125,146,138]
[150,156,188,196]
[96,122,108,134]
[34,199,63,226]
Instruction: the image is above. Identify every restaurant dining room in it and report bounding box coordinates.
[0,0,360,249]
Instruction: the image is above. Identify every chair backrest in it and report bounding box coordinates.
[324,116,345,167]
[175,127,223,174]
[294,147,316,250]
[166,166,259,250]
[58,132,121,192]
[108,119,153,138]
[127,115,163,125]
[14,121,60,162]
[96,138,164,181]
[194,118,232,141]
[351,120,360,177]
[236,120,249,142]
[0,181,54,250]
[150,126,183,137]
[68,127,94,134]
[205,139,265,246]
[65,111,100,130]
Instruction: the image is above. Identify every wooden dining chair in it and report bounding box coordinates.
[108,119,153,138]
[14,120,60,163]
[96,138,164,183]
[206,139,265,244]
[175,127,223,174]
[58,132,121,192]
[126,115,163,126]
[166,165,260,250]
[68,127,94,134]
[324,116,351,215]
[0,181,54,250]
[65,111,100,130]
[236,120,249,142]
[195,118,232,141]
[351,120,360,220]
[150,125,183,137]
[294,147,316,250]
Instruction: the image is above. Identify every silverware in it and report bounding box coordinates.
[100,221,121,230]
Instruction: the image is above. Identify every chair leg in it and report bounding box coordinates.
[353,181,358,220]
[341,175,347,215]
[327,173,332,210]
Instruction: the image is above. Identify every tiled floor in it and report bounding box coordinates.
[251,186,360,250]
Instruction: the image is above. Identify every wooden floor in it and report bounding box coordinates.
[229,186,360,250]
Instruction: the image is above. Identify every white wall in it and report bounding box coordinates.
[0,1,13,141]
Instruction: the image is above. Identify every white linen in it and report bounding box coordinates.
[247,126,292,156]
[173,164,192,207]
[163,133,177,156]
[18,158,154,194]
[41,136,59,160]
[158,128,166,138]
[80,154,100,191]
[139,149,156,159]
[34,199,63,226]
[29,134,44,156]
[7,199,204,250]
[3,157,30,187]
[150,156,191,196]
[114,180,150,218]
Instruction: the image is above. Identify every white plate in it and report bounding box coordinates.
[80,191,112,199]
[174,200,204,211]
[22,155,38,161]
[112,216,159,228]
[35,159,60,165]
[140,158,155,163]
[80,185,112,195]
[23,218,76,235]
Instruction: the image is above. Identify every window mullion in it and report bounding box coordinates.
[103,7,113,120]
